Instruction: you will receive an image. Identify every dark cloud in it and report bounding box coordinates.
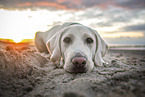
[115,0,145,9]
[122,24,145,32]
[0,0,145,10]
[0,0,110,10]
[0,0,67,9]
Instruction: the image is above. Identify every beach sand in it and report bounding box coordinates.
[0,43,145,97]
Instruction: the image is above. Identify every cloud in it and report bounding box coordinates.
[115,0,145,9]
[0,0,145,10]
[76,7,145,29]
[105,37,145,45]
[0,0,110,10]
[121,24,145,32]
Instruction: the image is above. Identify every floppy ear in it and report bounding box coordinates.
[46,33,61,63]
[93,29,108,66]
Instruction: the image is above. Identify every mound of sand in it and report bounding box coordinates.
[0,45,145,97]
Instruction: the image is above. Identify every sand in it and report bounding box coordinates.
[0,43,145,97]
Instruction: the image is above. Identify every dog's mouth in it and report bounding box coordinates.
[71,66,87,73]
[70,56,87,73]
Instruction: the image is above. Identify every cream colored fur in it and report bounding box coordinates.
[35,22,108,72]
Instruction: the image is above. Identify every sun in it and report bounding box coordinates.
[13,38,22,43]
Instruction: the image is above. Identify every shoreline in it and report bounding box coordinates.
[108,48,145,55]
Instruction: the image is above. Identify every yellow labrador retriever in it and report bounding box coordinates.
[35,22,108,73]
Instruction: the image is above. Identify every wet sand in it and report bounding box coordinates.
[0,43,145,97]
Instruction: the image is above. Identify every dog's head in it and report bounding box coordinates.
[46,22,108,73]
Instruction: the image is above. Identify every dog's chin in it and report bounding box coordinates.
[65,68,87,73]
[73,68,87,73]
[64,65,88,73]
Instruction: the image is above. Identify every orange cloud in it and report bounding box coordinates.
[2,0,113,10]
[1,0,145,10]
[35,1,67,9]
[57,0,68,3]
[17,1,67,9]
[17,2,33,7]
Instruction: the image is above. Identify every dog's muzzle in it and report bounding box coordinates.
[72,57,86,68]
[71,52,87,73]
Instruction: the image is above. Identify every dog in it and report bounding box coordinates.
[35,22,108,73]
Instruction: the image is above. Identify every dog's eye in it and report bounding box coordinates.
[86,38,94,44]
[63,37,71,43]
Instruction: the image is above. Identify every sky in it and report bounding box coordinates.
[0,0,145,45]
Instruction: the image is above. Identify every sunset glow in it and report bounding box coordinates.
[0,9,53,40]
[13,38,22,43]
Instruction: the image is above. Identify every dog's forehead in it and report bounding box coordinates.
[63,25,94,36]
[68,25,90,32]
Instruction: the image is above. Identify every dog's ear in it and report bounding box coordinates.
[92,29,108,66]
[46,33,61,63]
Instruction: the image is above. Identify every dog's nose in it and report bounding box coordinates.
[72,57,86,68]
